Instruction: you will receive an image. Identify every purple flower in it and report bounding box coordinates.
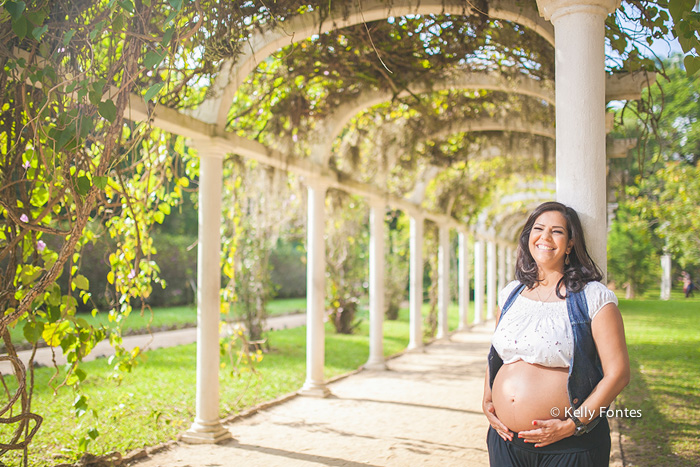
[37,240,46,252]
[127,269,136,279]
[22,160,30,169]
[20,214,29,223]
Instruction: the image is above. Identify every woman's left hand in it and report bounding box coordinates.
[517,418,575,447]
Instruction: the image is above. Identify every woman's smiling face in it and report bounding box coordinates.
[528,210,573,270]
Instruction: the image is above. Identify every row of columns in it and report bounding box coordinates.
[183,159,520,441]
[182,0,621,443]
[299,191,518,395]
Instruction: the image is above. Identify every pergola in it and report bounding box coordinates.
[121,0,653,444]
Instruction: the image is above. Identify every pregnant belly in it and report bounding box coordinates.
[492,360,571,433]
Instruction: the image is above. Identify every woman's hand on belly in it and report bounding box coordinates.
[517,417,576,447]
[491,361,570,433]
[483,398,514,442]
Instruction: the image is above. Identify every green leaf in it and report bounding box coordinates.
[4,1,26,21]
[26,9,46,26]
[73,394,88,417]
[168,0,183,9]
[63,29,76,45]
[119,0,135,13]
[153,211,165,224]
[32,24,48,41]
[143,82,165,102]
[76,175,91,196]
[75,368,87,383]
[98,99,117,123]
[161,26,174,46]
[12,15,28,40]
[73,274,90,291]
[113,12,126,31]
[143,48,167,69]
[684,55,700,76]
[668,0,695,24]
[88,427,99,440]
[93,176,108,189]
[23,321,44,344]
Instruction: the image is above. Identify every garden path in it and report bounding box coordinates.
[129,324,497,467]
[1,312,307,371]
[127,323,624,467]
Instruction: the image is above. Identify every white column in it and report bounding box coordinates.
[497,243,507,294]
[299,180,330,397]
[506,246,515,282]
[486,240,497,320]
[537,0,620,279]
[408,213,424,350]
[436,225,450,339]
[183,145,231,444]
[660,254,672,301]
[365,199,387,370]
[458,231,471,330]
[473,238,485,325]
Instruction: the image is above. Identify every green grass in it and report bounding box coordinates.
[1,301,469,466]
[618,298,700,467]
[5,298,308,347]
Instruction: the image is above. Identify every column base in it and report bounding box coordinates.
[181,421,232,444]
[406,343,425,352]
[436,328,450,340]
[363,358,388,371]
[298,380,331,398]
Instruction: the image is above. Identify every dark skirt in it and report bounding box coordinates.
[487,417,610,467]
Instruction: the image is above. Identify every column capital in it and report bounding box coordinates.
[367,195,387,209]
[190,138,227,159]
[304,176,329,192]
[536,0,619,22]
[406,206,425,221]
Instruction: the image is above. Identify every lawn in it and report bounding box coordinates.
[0,301,469,466]
[4,297,308,348]
[617,296,700,467]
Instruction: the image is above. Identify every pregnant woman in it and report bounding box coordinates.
[483,202,630,466]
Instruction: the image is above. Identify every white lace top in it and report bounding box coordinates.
[491,280,618,368]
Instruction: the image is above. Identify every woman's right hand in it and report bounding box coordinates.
[483,398,513,441]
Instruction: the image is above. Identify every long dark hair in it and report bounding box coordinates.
[515,201,602,298]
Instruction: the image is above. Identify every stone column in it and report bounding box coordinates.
[537,0,620,279]
[473,238,485,325]
[497,242,507,294]
[183,143,231,444]
[506,246,515,282]
[365,198,387,370]
[486,240,497,320]
[458,231,471,330]
[408,212,424,350]
[436,224,450,339]
[299,180,330,397]
[660,254,672,301]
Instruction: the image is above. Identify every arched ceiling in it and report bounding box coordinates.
[130,2,653,240]
[191,0,554,127]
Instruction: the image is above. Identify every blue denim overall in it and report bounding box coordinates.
[487,282,605,430]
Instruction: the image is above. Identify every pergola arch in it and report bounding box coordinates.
[475,183,556,240]
[158,0,654,444]
[192,0,554,127]
[309,72,555,163]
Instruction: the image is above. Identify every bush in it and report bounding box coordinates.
[147,233,197,307]
[270,240,306,298]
